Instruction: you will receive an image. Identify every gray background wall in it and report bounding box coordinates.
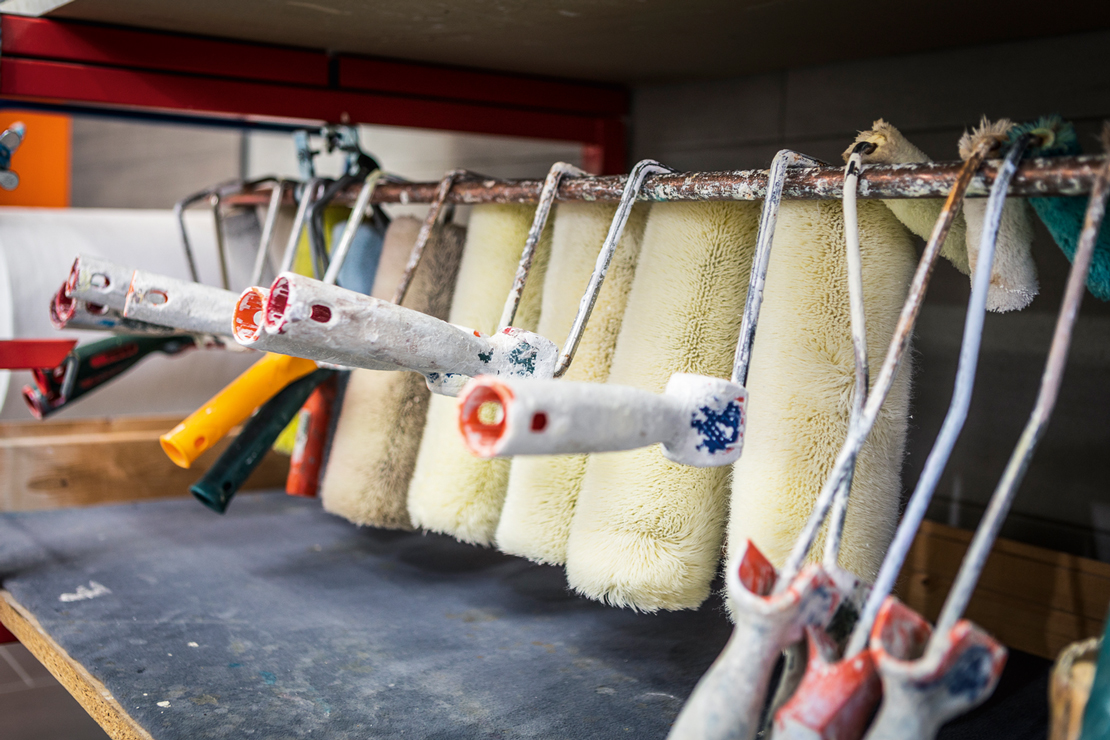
[632,28,1110,559]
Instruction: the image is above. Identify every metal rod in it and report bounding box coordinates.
[498,162,587,330]
[822,142,873,568]
[732,150,824,386]
[844,134,1030,659]
[391,169,469,306]
[774,146,990,594]
[278,177,327,275]
[553,159,673,377]
[250,179,290,286]
[322,170,383,286]
[930,134,1110,645]
[221,156,1106,208]
[211,192,231,290]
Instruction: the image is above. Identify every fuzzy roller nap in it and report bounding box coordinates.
[319,217,466,529]
[728,199,916,582]
[846,119,971,276]
[495,202,650,565]
[407,204,552,545]
[563,201,759,612]
[958,117,1038,312]
[1011,115,1110,301]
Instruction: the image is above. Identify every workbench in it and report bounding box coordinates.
[0,492,1050,739]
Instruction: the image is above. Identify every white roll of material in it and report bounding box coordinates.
[0,207,262,420]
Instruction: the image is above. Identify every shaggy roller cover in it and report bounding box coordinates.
[407,204,552,545]
[959,117,1039,312]
[1011,115,1110,301]
[496,202,650,565]
[729,200,916,582]
[320,217,466,529]
[564,201,759,612]
[846,119,970,276]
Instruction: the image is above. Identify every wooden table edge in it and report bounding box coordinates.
[0,589,154,740]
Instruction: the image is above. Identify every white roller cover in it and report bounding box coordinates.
[0,207,260,420]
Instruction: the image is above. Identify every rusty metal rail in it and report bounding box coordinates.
[223,155,1105,208]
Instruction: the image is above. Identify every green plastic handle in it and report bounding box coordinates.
[191,368,335,514]
[25,334,195,419]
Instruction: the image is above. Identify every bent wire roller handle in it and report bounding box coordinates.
[160,352,319,468]
[774,138,995,593]
[22,334,196,419]
[285,374,338,498]
[191,368,335,513]
[859,126,1110,740]
[773,132,1023,740]
[459,374,745,466]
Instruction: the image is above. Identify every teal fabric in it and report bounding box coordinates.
[1011,116,1110,301]
[1079,606,1110,740]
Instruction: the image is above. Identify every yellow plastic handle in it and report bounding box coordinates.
[160,353,318,468]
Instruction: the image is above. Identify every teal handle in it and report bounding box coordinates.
[191,368,335,513]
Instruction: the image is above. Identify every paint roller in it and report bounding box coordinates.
[458,151,820,467]
[494,198,649,566]
[668,140,991,740]
[1009,115,1110,301]
[22,333,200,419]
[190,368,336,513]
[862,124,1109,740]
[959,118,1038,312]
[405,203,555,546]
[252,163,665,395]
[769,127,1029,740]
[845,119,971,276]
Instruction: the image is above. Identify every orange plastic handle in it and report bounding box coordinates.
[160,353,317,468]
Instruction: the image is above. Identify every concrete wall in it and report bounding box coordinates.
[631,28,1110,559]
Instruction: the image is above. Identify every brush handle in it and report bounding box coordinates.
[192,369,335,513]
[160,352,318,468]
[23,334,195,419]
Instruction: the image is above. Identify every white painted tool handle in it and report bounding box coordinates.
[261,273,558,394]
[65,254,135,310]
[124,270,239,337]
[668,619,786,740]
[458,373,745,466]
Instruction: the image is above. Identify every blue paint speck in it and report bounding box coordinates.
[507,344,536,373]
[228,663,241,669]
[691,401,742,453]
[259,671,277,685]
[942,645,994,700]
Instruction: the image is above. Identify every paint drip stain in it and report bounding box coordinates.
[259,671,277,685]
[507,343,536,374]
[477,350,493,363]
[691,401,742,453]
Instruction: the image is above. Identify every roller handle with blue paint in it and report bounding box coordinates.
[457,373,747,467]
[191,368,335,513]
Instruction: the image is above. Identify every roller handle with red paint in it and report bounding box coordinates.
[286,375,338,498]
[22,334,196,419]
